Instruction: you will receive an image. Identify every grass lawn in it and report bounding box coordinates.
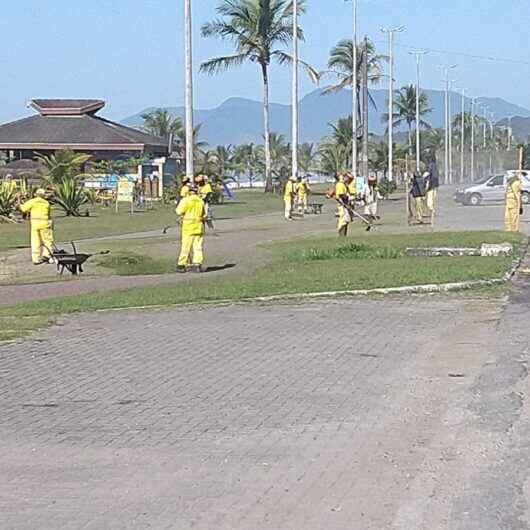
[0,189,282,252]
[0,230,524,342]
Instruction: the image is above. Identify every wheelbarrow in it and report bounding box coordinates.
[47,242,109,276]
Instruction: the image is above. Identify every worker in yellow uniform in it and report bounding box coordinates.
[296,176,311,214]
[19,188,55,265]
[284,176,297,220]
[505,173,522,232]
[335,174,350,237]
[180,176,191,200]
[176,184,206,273]
[196,175,214,228]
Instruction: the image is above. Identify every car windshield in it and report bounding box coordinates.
[472,176,490,185]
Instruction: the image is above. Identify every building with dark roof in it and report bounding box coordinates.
[0,99,169,160]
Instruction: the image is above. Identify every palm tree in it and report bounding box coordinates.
[324,38,386,94]
[319,142,349,176]
[298,143,317,173]
[233,143,260,187]
[176,123,207,163]
[141,109,183,142]
[382,85,432,153]
[200,0,318,192]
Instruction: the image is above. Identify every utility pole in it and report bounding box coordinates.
[448,80,457,183]
[291,0,299,179]
[351,0,358,179]
[381,25,405,182]
[184,0,194,179]
[471,97,476,182]
[362,36,369,178]
[460,88,466,183]
[439,65,457,184]
[410,50,428,173]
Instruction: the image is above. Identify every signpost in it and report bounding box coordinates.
[116,177,134,214]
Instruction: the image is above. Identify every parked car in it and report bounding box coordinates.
[454,171,530,206]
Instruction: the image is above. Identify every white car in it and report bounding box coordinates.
[454,171,530,206]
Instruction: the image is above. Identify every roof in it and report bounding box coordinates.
[31,99,106,116]
[0,114,168,152]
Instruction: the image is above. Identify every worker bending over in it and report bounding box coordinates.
[284,176,297,220]
[19,188,55,265]
[176,184,206,273]
[505,173,522,232]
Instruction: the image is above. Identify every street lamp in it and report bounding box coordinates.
[459,87,466,183]
[184,0,194,179]
[471,97,477,182]
[381,25,405,182]
[409,50,428,173]
[348,0,358,179]
[291,0,299,179]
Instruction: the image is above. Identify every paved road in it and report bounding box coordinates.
[1,279,529,528]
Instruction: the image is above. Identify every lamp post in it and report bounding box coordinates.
[460,88,466,183]
[439,65,457,183]
[471,97,476,182]
[349,0,358,179]
[291,0,299,179]
[381,25,405,182]
[184,0,194,179]
[410,50,428,173]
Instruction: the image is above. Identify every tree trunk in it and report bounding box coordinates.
[261,63,273,193]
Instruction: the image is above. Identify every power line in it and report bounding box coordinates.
[374,40,530,66]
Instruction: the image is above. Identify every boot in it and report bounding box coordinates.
[176,265,187,274]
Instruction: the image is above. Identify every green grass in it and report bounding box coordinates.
[0,189,282,252]
[1,231,524,331]
[0,315,56,342]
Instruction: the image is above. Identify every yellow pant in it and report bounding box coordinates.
[426,189,437,212]
[30,221,54,264]
[505,203,520,232]
[414,197,425,222]
[337,206,350,231]
[178,234,204,266]
[284,199,293,220]
[298,195,308,212]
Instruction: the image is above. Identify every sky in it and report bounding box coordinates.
[1,0,530,123]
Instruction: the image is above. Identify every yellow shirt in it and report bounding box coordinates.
[20,197,51,222]
[335,181,348,197]
[347,182,357,197]
[180,185,190,198]
[297,181,309,197]
[176,195,206,236]
[506,179,522,206]
[284,181,295,201]
[199,183,213,199]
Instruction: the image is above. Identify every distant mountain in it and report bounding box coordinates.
[496,116,530,143]
[122,88,530,146]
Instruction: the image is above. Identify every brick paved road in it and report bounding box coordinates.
[1,291,528,529]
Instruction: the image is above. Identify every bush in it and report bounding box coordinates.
[0,183,18,222]
[50,178,88,216]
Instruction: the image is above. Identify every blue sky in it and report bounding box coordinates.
[1,0,529,122]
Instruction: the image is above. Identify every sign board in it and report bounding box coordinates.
[116,178,135,213]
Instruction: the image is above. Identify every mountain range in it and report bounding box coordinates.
[122,88,530,147]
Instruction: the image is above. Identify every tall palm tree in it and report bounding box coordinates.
[382,85,432,153]
[200,0,318,192]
